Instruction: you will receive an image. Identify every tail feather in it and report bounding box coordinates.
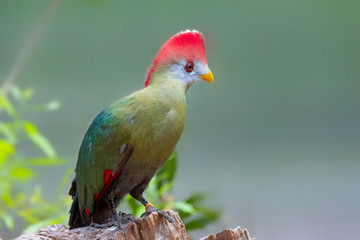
[69,193,88,229]
[68,177,88,229]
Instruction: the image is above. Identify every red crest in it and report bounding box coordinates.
[145,30,207,87]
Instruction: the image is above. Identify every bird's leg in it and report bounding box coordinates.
[90,198,122,228]
[130,191,174,223]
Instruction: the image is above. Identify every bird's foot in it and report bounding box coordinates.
[90,213,122,228]
[141,204,175,223]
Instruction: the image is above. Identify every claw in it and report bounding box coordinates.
[141,205,175,223]
[90,213,122,228]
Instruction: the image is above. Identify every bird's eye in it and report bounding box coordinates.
[184,62,194,73]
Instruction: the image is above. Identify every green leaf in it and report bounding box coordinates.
[22,219,51,233]
[0,139,15,164]
[14,192,26,206]
[26,157,65,166]
[10,86,22,102]
[155,151,177,194]
[125,194,142,217]
[22,88,33,100]
[197,207,221,222]
[18,209,41,223]
[0,180,10,197]
[0,91,15,116]
[23,122,38,134]
[156,152,177,181]
[2,213,15,230]
[57,168,74,193]
[157,182,172,196]
[30,186,44,204]
[2,194,14,208]
[0,122,17,144]
[186,193,207,205]
[184,217,209,230]
[178,209,191,220]
[184,207,221,230]
[24,122,56,158]
[10,167,34,181]
[164,152,177,182]
[145,178,157,203]
[173,201,196,213]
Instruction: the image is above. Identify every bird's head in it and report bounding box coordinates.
[145,30,213,88]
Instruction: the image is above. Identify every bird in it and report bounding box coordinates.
[68,30,214,229]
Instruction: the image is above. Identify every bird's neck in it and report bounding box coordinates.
[146,71,190,93]
[141,73,187,112]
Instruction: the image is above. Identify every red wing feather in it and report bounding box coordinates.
[94,169,122,203]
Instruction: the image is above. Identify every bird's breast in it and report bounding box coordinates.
[128,96,186,169]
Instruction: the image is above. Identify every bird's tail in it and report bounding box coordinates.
[68,193,87,229]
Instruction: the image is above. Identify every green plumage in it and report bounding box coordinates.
[72,78,187,225]
[68,29,212,229]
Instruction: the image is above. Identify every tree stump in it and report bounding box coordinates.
[14,211,255,240]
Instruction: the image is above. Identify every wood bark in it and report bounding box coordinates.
[15,211,255,240]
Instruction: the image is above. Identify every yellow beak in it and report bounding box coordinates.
[200,70,214,83]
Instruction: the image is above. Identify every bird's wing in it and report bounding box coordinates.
[75,99,134,219]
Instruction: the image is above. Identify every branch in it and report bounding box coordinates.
[1,0,63,94]
[15,211,255,240]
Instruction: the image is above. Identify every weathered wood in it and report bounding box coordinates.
[200,226,255,240]
[15,211,254,240]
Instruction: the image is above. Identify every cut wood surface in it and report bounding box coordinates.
[201,226,254,240]
[15,210,255,240]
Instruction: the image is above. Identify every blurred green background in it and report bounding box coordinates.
[1,0,359,239]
